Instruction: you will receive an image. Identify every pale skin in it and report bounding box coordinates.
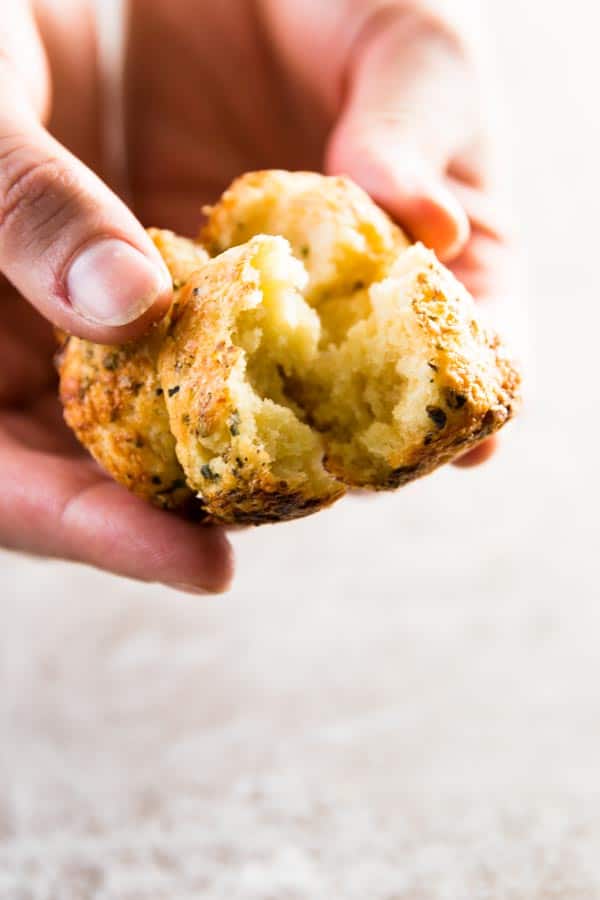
[0,0,509,593]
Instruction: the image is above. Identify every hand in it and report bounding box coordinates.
[124,0,510,464]
[0,0,510,593]
[0,1,231,593]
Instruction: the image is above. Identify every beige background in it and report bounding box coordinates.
[1,0,599,896]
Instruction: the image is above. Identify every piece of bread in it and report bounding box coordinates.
[201,169,410,304]
[57,170,521,525]
[58,230,208,509]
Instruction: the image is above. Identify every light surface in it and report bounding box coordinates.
[1,1,599,895]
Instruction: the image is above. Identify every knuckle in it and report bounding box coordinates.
[397,3,470,60]
[0,139,81,250]
[357,1,470,62]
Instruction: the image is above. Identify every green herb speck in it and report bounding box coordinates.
[426,406,447,430]
[445,388,467,410]
[102,352,119,371]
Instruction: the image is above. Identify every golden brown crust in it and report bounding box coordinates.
[201,169,409,303]
[158,239,344,524]
[58,171,521,526]
[200,487,336,525]
[57,230,208,509]
[59,336,190,509]
[319,247,520,488]
[396,268,519,485]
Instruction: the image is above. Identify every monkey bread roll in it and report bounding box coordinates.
[58,170,521,525]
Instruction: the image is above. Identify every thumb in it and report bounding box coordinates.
[326,6,475,262]
[0,43,171,342]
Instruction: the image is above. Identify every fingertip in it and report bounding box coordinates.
[168,558,234,597]
[192,526,235,595]
[68,287,173,345]
[64,237,173,342]
[149,517,235,596]
[326,133,469,261]
[453,436,498,468]
[405,183,470,262]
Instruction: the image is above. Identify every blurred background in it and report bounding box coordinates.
[1,0,598,896]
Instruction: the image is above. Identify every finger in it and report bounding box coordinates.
[447,177,511,242]
[0,6,172,342]
[448,227,510,302]
[0,434,233,594]
[453,435,498,467]
[326,6,476,261]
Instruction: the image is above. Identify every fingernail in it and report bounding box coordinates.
[66,238,171,325]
